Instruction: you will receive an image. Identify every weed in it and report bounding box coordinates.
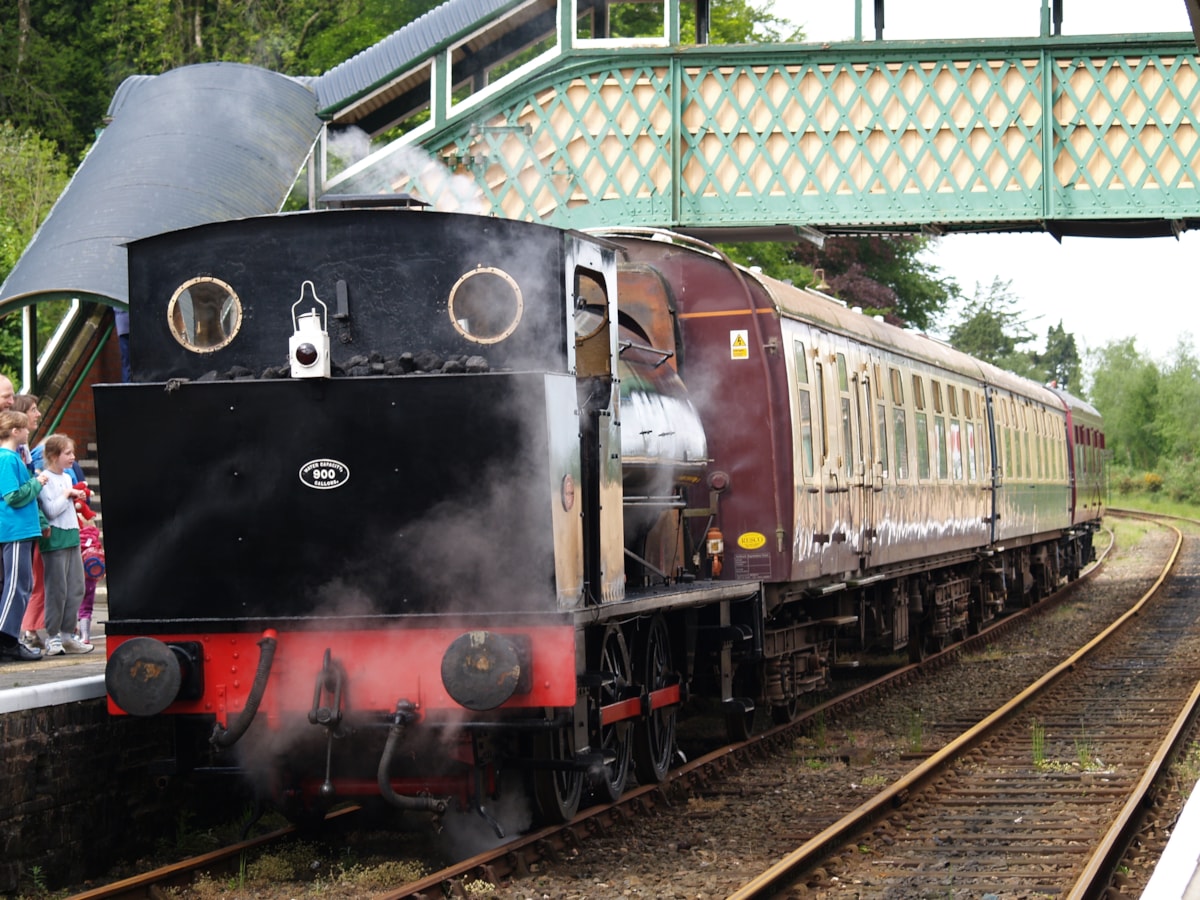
[805,757,828,771]
[810,712,827,749]
[1031,718,1046,767]
[1177,742,1200,799]
[907,709,923,753]
[961,645,1004,663]
[225,851,247,891]
[861,773,888,788]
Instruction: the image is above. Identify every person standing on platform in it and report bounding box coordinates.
[36,434,92,656]
[0,375,14,412]
[0,410,47,662]
[12,395,49,650]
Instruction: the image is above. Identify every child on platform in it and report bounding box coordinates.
[0,410,48,662]
[77,523,104,647]
[36,434,91,655]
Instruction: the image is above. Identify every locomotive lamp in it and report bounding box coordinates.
[290,280,331,378]
[706,526,725,577]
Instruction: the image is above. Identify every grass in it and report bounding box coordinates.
[960,645,1005,663]
[1031,718,1047,768]
[1177,742,1200,800]
[906,709,924,753]
[1107,493,1200,523]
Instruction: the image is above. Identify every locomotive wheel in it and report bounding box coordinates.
[531,725,583,824]
[592,625,634,803]
[633,615,676,785]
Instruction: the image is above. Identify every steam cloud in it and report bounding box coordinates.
[326,127,488,214]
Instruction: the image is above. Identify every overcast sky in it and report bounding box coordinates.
[769,0,1196,363]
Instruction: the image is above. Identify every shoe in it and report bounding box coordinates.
[60,635,93,655]
[0,641,43,662]
[45,638,64,656]
[22,630,44,649]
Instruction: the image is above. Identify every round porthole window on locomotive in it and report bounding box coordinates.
[448,266,523,344]
[167,276,243,353]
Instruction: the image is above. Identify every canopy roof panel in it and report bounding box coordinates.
[0,63,323,314]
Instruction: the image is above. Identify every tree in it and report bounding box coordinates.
[1036,320,1080,391]
[0,0,107,159]
[607,0,801,43]
[0,121,72,383]
[942,277,1040,378]
[793,234,956,331]
[719,241,813,286]
[1154,335,1200,462]
[1086,338,1161,470]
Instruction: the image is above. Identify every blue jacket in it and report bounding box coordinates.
[0,447,43,542]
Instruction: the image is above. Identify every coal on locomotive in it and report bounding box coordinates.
[98,206,1104,832]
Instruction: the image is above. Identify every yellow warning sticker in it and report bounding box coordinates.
[737,531,767,550]
[730,330,749,360]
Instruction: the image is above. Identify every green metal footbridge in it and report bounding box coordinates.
[318,0,1200,239]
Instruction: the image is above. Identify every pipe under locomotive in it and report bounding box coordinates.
[98,207,1102,831]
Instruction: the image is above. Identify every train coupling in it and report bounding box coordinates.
[308,648,346,730]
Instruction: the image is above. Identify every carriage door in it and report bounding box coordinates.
[791,333,824,581]
[853,354,882,561]
[983,385,1001,544]
[825,340,859,575]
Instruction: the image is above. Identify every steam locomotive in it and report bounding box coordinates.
[99,205,1104,833]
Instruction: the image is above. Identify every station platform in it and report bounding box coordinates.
[1142,777,1200,899]
[0,589,106,711]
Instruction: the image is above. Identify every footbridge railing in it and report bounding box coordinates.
[324,34,1200,238]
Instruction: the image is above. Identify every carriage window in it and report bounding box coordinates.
[950,420,962,479]
[798,390,815,478]
[962,389,972,419]
[448,265,524,344]
[793,341,809,384]
[836,353,849,391]
[915,412,930,479]
[841,398,853,479]
[912,375,926,410]
[893,408,909,479]
[932,380,943,414]
[815,363,828,461]
[877,403,889,478]
[934,416,948,479]
[890,367,904,404]
[874,364,884,399]
[167,276,243,352]
[947,386,958,417]
[966,422,978,480]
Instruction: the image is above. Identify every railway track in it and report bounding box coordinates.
[63,513,1193,900]
[733,512,1199,899]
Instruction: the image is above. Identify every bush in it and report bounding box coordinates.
[1114,472,1137,495]
[1162,457,1200,505]
[1143,472,1164,493]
